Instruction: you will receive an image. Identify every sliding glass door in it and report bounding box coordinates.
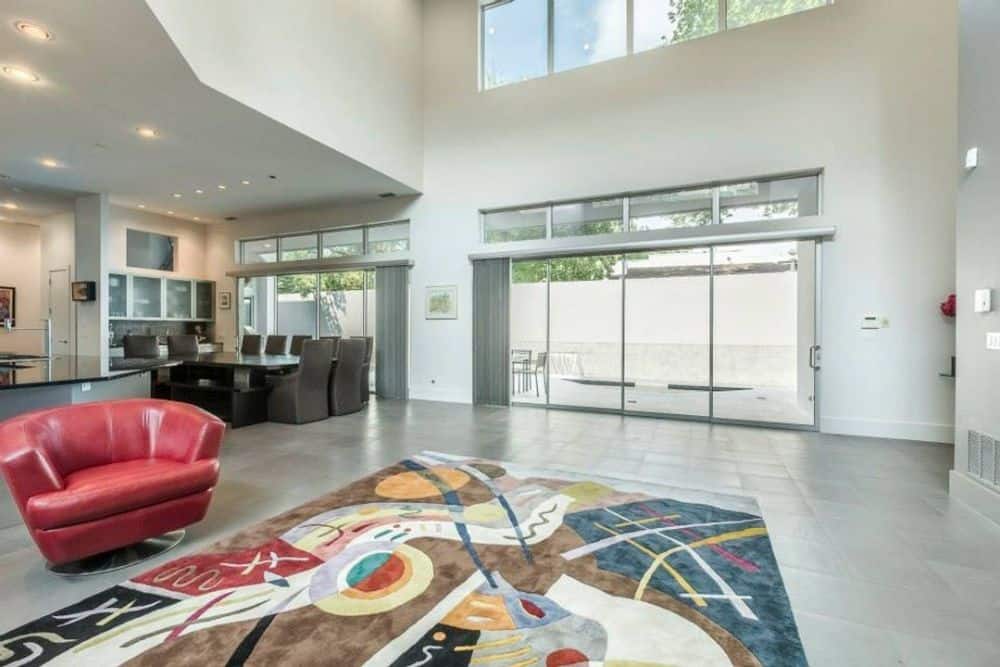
[510,260,548,405]
[623,248,711,417]
[712,241,817,425]
[548,255,623,411]
[509,241,819,428]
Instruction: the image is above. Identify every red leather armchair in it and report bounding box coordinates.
[0,399,225,566]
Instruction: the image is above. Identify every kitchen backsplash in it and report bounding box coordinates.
[109,320,214,347]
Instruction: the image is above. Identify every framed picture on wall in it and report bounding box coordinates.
[219,291,232,310]
[425,285,458,320]
[0,286,14,326]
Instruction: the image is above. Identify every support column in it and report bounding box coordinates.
[74,194,109,370]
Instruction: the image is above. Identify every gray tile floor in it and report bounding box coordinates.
[1,399,999,666]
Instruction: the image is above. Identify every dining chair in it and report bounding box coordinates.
[511,349,532,394]
[265,335,289,355]
[329,338,366,416]
[166,335,199,356]
[289,335,312,356]
[123,335,160,359]
[240,334,263,355]
[266,339,334,424]
[533,351,548,397]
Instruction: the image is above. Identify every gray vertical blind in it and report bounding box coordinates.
[375,265,409,399]
[472,258,510,406]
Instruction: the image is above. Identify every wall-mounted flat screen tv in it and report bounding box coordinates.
[127,229,176,271]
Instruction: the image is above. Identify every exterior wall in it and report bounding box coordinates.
[953,0,1000,518]
[203,0,958,441]
[416,0,957,440]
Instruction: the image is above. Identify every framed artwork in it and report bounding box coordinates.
[425,285,458,320]
[219,291,232,310]
[0,286,14,326]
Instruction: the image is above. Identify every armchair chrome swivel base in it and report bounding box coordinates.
[46,530,186,576]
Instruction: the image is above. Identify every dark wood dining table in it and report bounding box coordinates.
[165,352,302,428]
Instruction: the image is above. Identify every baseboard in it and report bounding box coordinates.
[820,416,954,444]
[950,471,1000,526]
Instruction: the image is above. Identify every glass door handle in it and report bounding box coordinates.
[809,345,822,370]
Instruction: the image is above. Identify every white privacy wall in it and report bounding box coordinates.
[415,0,957,440]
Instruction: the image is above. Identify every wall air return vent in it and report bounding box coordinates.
[968,430,999,488]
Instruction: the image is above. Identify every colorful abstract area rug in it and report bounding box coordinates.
[0,452,807,666]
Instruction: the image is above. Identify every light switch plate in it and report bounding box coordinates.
[987,333,1000,351]
[975,289,992,313]
[966,147,980,169]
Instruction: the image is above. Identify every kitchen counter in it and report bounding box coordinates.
[0,354,177,391]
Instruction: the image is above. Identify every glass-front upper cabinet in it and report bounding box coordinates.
[165,279,192,320]
[132,276,162,319]
[195,281,214,320]
[109,273,128,318]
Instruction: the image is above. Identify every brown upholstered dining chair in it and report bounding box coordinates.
[167,335,199,356]
[265,335,289,355]
[240,334,263,355]
[329,337,366,416]
[266,339,334,424]
[289,335,312,356]
[123,335,160,359]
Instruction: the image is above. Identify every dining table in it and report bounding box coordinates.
[164,352,303,428]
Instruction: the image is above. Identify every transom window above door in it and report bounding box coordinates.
[481,172,821,244]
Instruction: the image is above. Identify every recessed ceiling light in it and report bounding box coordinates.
[1,66,40,83]
[136,126,158,139]
[172,193,182,198]
[194,188,204,194]
[1,202,18,210]
[39,158,63,168]
[15,21,53,41]
[241,179,250,185]
[217,184,226,190]
[138,204,146,209]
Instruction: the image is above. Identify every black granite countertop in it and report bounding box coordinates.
[0,355,178,391]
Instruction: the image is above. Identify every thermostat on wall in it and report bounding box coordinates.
[861,314,887,330]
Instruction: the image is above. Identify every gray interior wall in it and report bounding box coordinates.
[954,0,1000,515]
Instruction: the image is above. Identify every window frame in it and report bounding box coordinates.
[480,171,822,244]
[479,0,832,91]
[238,219,411,266]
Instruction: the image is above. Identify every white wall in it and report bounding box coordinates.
[0,222,43,354]
[203,0,957,441]
[39,212,76,355]
[952,0,1000,522]
[146,0,424,190]
[108,206,209,279]
[414,0,957,439]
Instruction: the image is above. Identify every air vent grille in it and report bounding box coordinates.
[968,430,999,488]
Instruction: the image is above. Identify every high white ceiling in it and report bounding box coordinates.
[0,1,417,224]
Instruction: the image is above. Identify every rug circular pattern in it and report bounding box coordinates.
[375,467,471,499]
[309,542,433,616]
